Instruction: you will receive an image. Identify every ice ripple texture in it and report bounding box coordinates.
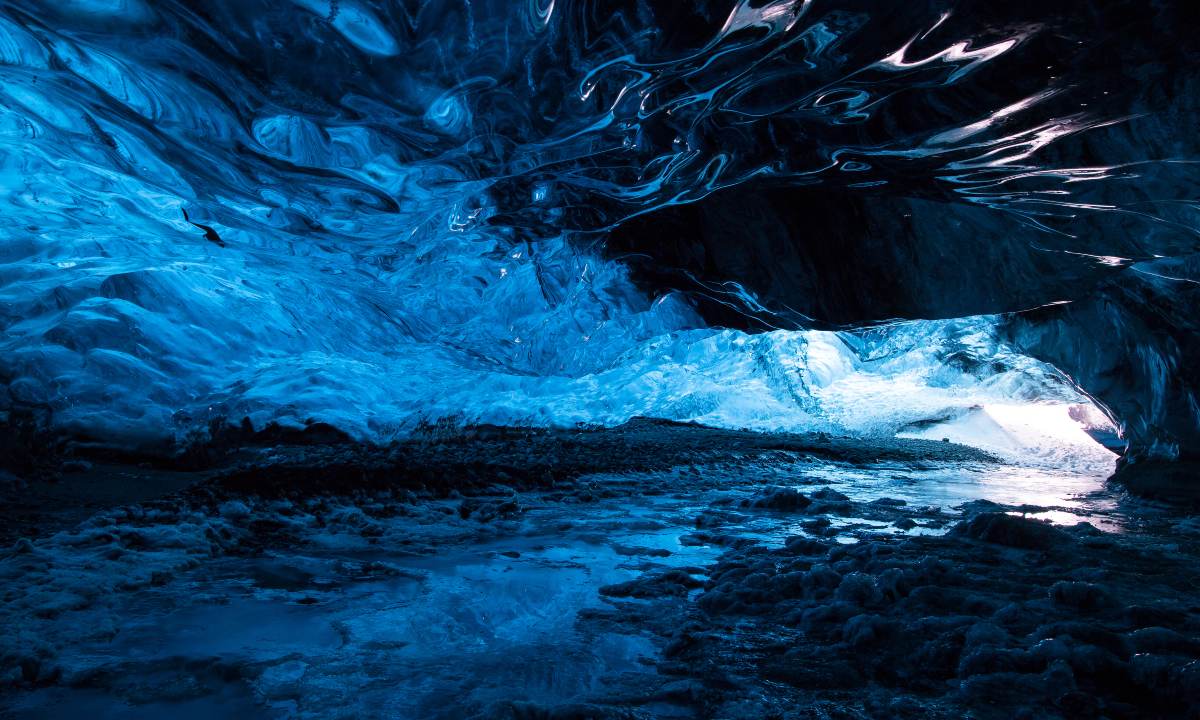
[0,0,1189,463]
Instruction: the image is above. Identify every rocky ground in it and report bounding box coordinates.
[1,420,1198,718]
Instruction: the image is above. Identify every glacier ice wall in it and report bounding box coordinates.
[0,0,1195,465]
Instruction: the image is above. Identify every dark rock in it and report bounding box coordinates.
[1029,638,1072,668]
[1124,604,1188,628]
[1033,622,1133,659]
[835,572,882,605]
[762,653,864,690]
[600,569,704,599]
[1128,626,1198,655]
[842,613,898,648]
[783,536,829,556]
[811,487,850,502]
[952,512,1072,550]
[958,670,1051,709]
[906,585,999,615]
[1067,644,1128,685]
[1050,581,1118,612]
[958,646,1026,677]
[743,487,811,511]
[1054,689,1101,718]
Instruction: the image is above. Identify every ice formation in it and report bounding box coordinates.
[0,0,1195,472]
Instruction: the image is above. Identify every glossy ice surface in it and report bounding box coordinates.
[1,1,1192,458]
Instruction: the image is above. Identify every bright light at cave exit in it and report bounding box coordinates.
[900,401,1119,475]
[985,403,1116,451]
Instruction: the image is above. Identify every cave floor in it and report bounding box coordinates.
[1,423,1198,719]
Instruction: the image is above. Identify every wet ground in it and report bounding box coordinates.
[1,422,1197,718]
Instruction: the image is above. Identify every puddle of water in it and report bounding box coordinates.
[718,456,1121,531]
[20,493,720,719]
[8,685,275,720]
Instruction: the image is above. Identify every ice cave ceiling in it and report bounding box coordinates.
[0,0,1197,469]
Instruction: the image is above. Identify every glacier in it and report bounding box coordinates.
[0,0,1196,477]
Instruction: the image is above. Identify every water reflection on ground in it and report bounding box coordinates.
[2,445,1154,718]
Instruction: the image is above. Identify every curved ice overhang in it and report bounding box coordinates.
[0,0,1194,481]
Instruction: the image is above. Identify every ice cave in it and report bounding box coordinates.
[1,1,1198,718]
